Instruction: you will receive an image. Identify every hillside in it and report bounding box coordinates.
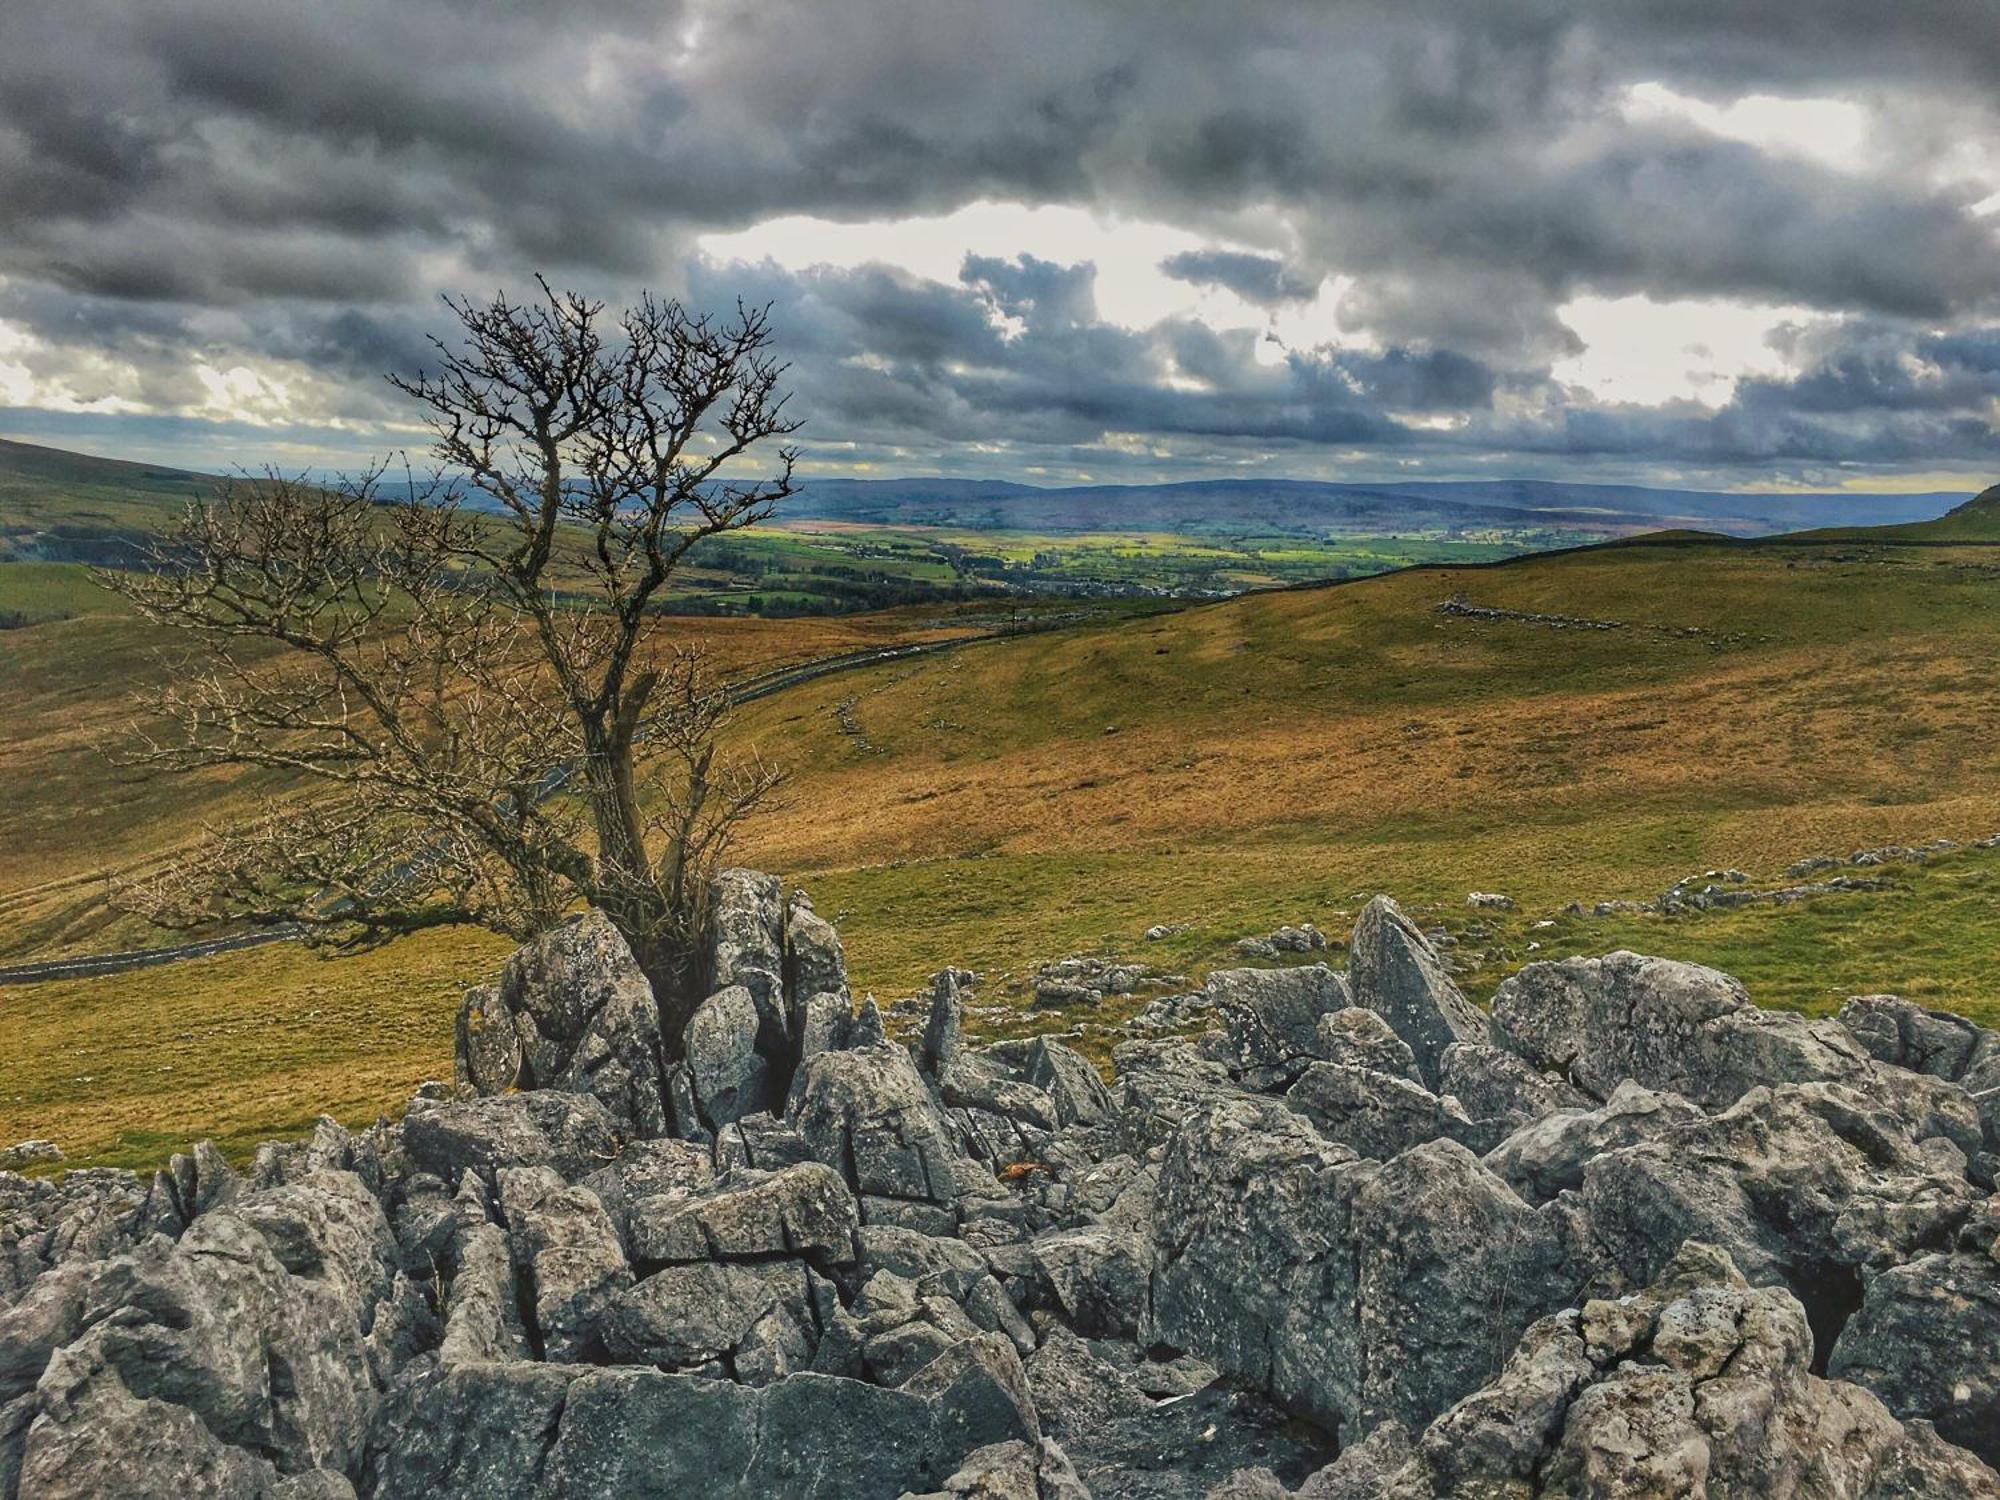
[790,473,1968,538]
[0,437,214,565]
[10,511,2000,1168]
[721,527,2000,1007]
[1875,481,2000,541]
[0,440,1575,612]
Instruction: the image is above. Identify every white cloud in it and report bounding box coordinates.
[698,199,1363,348]
[1619,82,1871,171]
[1552,294,1809,407]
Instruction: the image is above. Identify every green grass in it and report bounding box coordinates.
[10,462,2000,1168]
[0,926,513,1169]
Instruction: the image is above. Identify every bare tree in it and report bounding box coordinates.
[98,281,799,1042]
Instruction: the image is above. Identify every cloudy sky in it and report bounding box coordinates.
[2,0,1998,491]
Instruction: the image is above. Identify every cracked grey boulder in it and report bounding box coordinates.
[1349,1137,1576,1434]
[1283,1062,1474,1162]
[1030,1226,1151,1339]
[1346,896,1490,1090]
[920,970,968,1078]
[714,1111,813,1172]
[1151,1098,1375,1437]
[1492,949,1869,1108]
[17,1356,287,1500]
[1435,1041,1590,1150]
[402,1089,621,1184]
[905,1332,1041,1457]
[791,1044,963,1217]
[796,990,857,1069]
[1831,1247,2000,1467]
[709,868,789,1048]
[1153,1101,1577,1439]
[1022,1320,1152,1444]
[454,909,670,1139]
[1312,1008,1419,1082]
[0,1262,88,1406]
[139,1138,238,1237]
[903,1437,1090,1500]
[785,893,849,1018]
[0,1169,149,1301]
[1842,993,2000,1091]
[21,1197,387,1487]
[685,984,778,1130]
[1483,1078,1705,1202]
[1320,1239,2000,1500]
[580,1137,714,1251]
[1576,1082,1982,1306]
[599,1258,821,1377]
[438,1208,531,1367]
[496,1166,631,1363]
[1105,1039,1254,1153]
[367,1360,1017,1500]
[1025,1038,1113,1127]
[1204,964,1352,1089]
[629,1161,858,1265]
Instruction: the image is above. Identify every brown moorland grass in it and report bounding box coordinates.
[0,564,999,957]
[9,530,2000,1165]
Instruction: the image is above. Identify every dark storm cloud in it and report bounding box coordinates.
[1159,251,1319,307]
[2,0,1998,480]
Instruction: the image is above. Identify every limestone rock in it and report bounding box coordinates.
[1029,1226,1151,1338]
[1283,1062,1474,1162]
[629,1161,858,1266]
[0,1141,62,1172]
[1435,1041,1590,1148]
[1311,1008,1419,1081]
[402,1089,621,1184]
[685,984,778,1130]
[1346,896,1490,1089]
[1025,1038,1113,1127]
[454,909,670,1138]
[496,1165,631,1362]
[599,1258,819,1375]
[790,1044,962,1212]
[786,894,850,1018]
[905,1333,1042,1456]
[1483,1078,1705,1202]
[709,868,789,1047]
[1204,964,1351,1089]
[1492,949,1870,1107]
[1336,1240,2000,1499]
[1831,1248,2000,1466]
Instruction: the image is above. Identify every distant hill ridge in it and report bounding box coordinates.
[0,435,1975,543]
[792,472,1969,538]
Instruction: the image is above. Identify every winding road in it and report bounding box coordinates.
[0,625,1031,986]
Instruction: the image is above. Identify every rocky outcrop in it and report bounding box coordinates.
[1346,896,1490,1089]
[1491,949,1871,1107]
[6,877,2000,1497]
[1247,1240,2000,1498]
[454,908,669,1137]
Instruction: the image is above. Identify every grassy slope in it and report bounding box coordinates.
[721,529,2000,1024]
[0,562,1010,957]
[7,496,2000,1167]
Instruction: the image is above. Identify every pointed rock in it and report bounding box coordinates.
[1347,896,1490,1090]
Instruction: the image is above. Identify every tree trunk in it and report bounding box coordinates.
[629,924,704,1061]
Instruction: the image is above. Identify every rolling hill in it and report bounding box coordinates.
[3,436,1967,557]
[4,448,2000,1168]
[788,473,1968,537]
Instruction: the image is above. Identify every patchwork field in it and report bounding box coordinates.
[5,485,2000,1167]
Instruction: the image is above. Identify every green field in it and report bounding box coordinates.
[0,436,1599,617]
[5,444,2000,1169]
